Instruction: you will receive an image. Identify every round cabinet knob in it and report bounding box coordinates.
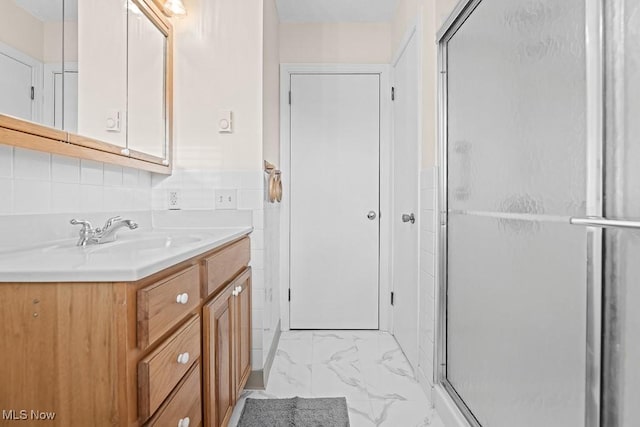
[367,211,377,220]
[177,352,190,365]
[176,293,189,304]
[178,417,190,427]
[236,286,242,294]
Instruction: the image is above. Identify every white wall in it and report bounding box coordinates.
[0,0,44,61]
[280,22,392,64]
[262,0,281,373]
[43,21,78,64]
[77,0,127,146]
[391,0,458,168]
[171,0,264,171]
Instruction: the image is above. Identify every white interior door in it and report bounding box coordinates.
[289,73,380,330]
[0,52,33,121]
[392,32,420,368]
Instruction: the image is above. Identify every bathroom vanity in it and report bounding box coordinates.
[0,228,252,427]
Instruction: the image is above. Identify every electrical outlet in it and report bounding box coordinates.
[215,189,237,210]
[168,190,181,210]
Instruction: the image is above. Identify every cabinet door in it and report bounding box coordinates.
[203,284,235,427]
[234,268,252,396]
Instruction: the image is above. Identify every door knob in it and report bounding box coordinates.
[402,213,415,224]
[367,211,377,220]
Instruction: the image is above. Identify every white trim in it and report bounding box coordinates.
[390,16,425,375]
[391,16,420,67]
[433,384,472,427]
[0,41,44,124]
[43,62,78,129]
[279,63,392,332]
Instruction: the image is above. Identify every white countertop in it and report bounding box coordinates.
[0,226,253,283]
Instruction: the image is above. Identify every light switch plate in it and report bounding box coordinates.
[106,109,121,132]
[215,189,237,210]
[218,110,233,133]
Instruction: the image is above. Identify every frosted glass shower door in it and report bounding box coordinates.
[444,0,588,426]
[600,1,640,425]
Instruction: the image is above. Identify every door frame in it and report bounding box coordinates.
[390,18,423,370]
[279,63,393,332]
[435,1,605,426]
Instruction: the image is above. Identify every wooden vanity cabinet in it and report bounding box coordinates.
[233,268,252,398]
[203,283,236,427]
[0,234,252,427]
[203,267,252,427]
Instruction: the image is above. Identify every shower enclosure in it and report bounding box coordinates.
[437,0,639,426]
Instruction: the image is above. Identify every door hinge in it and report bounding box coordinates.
[288,289,291,301]
[391,291,394,306]
[391,87,395,101]
[30,86,35,100]
[288,91,291,105]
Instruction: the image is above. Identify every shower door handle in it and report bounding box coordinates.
[569,217,640,230]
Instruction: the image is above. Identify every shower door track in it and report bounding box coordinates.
[435,1,605,426]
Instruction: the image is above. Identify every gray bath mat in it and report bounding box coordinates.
[237,397,350,427]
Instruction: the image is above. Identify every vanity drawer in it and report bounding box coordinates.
[204,237,250,297]
[138,265,200,349]
[145,362,202,427]
[139,315,201,420]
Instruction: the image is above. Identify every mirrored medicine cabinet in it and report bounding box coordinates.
[0,0,173,173]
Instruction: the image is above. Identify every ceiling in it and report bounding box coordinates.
[13,0,78,22]
[275,0,398,23]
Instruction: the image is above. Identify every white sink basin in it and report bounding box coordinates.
[91,235,203,253]
[0,226,252,282]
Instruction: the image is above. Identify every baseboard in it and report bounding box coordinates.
[245,370,264,389]
[262,320,281,387]
[433,384,471,427]
[415,366,434,406]
[245,320,281,390]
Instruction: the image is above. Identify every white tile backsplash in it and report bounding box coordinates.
[104,164,124,186]
[14,148,50,180]
[0,146,153,216]
[51,155,80,183]
[13,179,51,213]
[79,184,104,212]
[51,182,81,213]
[122,167,139,186]
[0,145,13,177]
[0,178,12,213]
[238,189,264,210]
[80,159,104,185]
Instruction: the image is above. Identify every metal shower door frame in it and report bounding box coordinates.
[434,1,605,426]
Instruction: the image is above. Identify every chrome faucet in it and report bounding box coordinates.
[70,216,139,246]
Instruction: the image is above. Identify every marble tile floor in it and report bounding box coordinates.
[229,330,446,427]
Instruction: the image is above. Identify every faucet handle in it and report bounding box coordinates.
[70,219,93,231]
[100,216,122,231]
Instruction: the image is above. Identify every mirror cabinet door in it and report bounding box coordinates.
[1,0,171,170]
[127,0,168,161]
[0,0,63,128]
[73,0,127,148]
